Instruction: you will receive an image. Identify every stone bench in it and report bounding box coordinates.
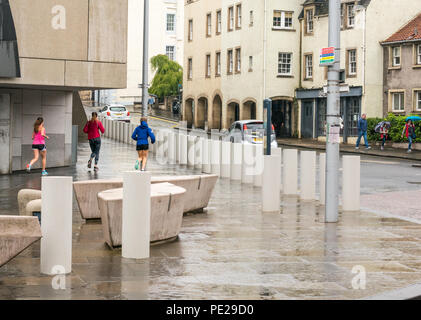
[17,189,42,216]
[74,175,218,219]
[0,216,42,267]
[98,182,186,248]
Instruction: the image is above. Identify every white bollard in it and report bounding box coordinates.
[187,135,195,167]
[254,144,264,187]
[180,134,188,165]
[342,156,360,211]
[168,131,176,164]
[272,147,282,157]
[231,142,242,181]
[211,139,221,177]
[195,137,203,170]
[221,141,231,178]
[157,131,164,159]
[174,131,179,163]
[319,153,326,205]
[202,138,211,173]
[122,171,151,259]
[300,151,317,201]
[262,155,282,212]
[242,144,254,184]
[283,149,298,195]
[41,176,73,275]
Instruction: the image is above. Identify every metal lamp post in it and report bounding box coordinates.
[325,0,341,223]
[141,0,150,117]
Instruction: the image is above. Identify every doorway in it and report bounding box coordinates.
[272,100,292,138]
[301,100,314,138]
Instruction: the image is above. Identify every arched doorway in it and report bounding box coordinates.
[184,98,194,128]
[196,97,208,129]
[212,95,222,130]
[242,100,257,120]
[271,99,292,138]
[226,102,240,128]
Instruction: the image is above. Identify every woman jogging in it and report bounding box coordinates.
[402,119,416,153]
[83,112,105,171]
[26,117,49,176]
[131,117,155,171]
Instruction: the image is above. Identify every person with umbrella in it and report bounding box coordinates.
[375,121,391,151]
[401,117,419,153]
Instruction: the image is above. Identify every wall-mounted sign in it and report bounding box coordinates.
[320,47,335,66]
[0,0,21,78]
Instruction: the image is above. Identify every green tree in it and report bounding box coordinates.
[149,54,183,99]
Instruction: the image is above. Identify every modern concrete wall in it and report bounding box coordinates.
[6,89,73,172]
[0,0,128,90]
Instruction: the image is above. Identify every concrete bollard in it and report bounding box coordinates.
[342,155,360,211]
[300,151,317,201]
[242,144,254,184]
[174,131,179,163]
[122,171,151,259]
[180,134,188,165]
[221,141,231,179]
[157,130,164,159]
[319,153,326,205]
[272,147,282,157]
[283,149,298,195]
[187,135,195,167]
[202,138,211,174]
[195,137,203,170]
[262,155,282,212]
[211,139,221,177]
[231,142,242,181]
[254,144,264,187]
[41,176,73,275]
[163,130,169,161]
[168,131,176,164]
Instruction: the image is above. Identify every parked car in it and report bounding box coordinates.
[99,104,131,123]
[226,120,278,148]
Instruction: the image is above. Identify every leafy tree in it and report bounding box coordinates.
[149,54,183,99]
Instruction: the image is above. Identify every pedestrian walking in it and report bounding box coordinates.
[26,117,49,176]
[401,119,416,153]
[355,114,371,150]
[131,117,156,171]
[83,112,105,171]
[380,123,388,151]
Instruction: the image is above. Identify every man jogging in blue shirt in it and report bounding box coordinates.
[355,113,371,150]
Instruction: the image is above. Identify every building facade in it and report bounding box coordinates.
[100,0,184,106]
[0,0,128,174]
[382,13,421,116]
[183,0,301,136]
[184,0,421,141]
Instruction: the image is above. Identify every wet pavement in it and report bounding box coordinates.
[1,138,421,299]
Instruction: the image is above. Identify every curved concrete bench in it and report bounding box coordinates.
[74,174,218,219]
[98,182,186,248]
[26,199,41,216]
[17,189,41,216]
[0,216,42,267]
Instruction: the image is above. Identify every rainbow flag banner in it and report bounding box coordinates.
[320,47,335,66]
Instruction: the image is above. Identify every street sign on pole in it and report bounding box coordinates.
[320,47,336,66]
[325,0,341,223]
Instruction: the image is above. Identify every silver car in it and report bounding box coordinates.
[100,104,131,123]
[226,120,278,148]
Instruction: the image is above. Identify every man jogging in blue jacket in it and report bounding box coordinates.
[355,113,371,150]
[131,117,156,171]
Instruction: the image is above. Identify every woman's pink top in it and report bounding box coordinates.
[33,129,45,145]
[83,120,105,140]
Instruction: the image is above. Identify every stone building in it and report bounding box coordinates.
[382,13,421,116]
